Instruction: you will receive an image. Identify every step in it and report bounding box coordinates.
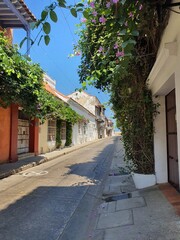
[18,152,35,160]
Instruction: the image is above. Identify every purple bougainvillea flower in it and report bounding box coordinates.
[112,0,119,3]
[124,21,128,27]
[98,46,104,53]
[92,11,98,17]
[81,18,87,23]
[116,50,124,57]
[90,1,95,8]
[75,51,81,56]
[114,43,119,49]
[106,2,111,8]
[92,19,96,23]
[129,12,134,18]
[139,4,143,10]
[99,16,107,24]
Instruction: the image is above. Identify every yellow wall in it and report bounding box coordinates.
[39,120,56,154]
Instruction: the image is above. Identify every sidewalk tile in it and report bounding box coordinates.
[116,197,146,211]
[96,210,133,229]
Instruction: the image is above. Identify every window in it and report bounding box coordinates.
[48,120,56,141]
[61,121,66,140]
[78,122,82,134]
[83,123,87,134]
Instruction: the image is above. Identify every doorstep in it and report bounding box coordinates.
[159,183,180,216]
[18,152,35,160]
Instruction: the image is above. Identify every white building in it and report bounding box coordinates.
[67,98,98,145]
[148,4,180,188]
[68,91,107,138]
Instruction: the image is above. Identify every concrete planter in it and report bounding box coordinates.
[132,172,156,189]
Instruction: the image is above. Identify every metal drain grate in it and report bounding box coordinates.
[104,193,132,202]
[109,172,129,176]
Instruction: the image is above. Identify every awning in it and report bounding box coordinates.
[0,0,36,30]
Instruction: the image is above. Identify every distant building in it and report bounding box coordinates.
[43,74,56,89]
[68,91,107,139]
[105,118,114,137]
[67,97,98,145]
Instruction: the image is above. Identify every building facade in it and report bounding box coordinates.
[67,98,98,145]
[0,0,38,163]
[148,5,180,188]
[68,91,107,139]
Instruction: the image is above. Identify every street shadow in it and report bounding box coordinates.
[0,156,44,174]
[0,155,45,176]
[64,142,115,183]
[0,185,88,240]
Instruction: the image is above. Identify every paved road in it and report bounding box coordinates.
[0,137,117,240]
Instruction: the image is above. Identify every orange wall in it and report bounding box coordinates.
[0,107,11,163]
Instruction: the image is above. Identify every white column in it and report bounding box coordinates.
[154,96,168,183]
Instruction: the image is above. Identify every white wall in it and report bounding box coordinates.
[148,8,180,184]
[68,99,98,145]
[153,96,168,183]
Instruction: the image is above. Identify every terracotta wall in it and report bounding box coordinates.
[0,107,11,163]
[0,27,13,42]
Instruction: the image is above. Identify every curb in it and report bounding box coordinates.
[0,137,110,180]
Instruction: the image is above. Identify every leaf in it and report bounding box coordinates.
[19,37,27,48]
[44,35,50,45]
[119,29,126,35]
[70,8,77,17]
[76,3,84,7]
[131,30,139,36]
[41,10,48,21]
[30,22,36,30]
[43,22,51,34]
[121,0,126,5]
[76,7,83,12]
[83,10,89,19]
[82,81,87,88]
[50,10,58,22]
[121,39,136,49]
[57,0,66,8]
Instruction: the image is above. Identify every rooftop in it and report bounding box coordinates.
[0,0,36,30]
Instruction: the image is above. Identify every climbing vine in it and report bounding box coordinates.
[65,122,72,146]
[56,119,62,148]
[75,0,170,174]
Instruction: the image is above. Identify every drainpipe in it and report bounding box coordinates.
[26,25,31,56]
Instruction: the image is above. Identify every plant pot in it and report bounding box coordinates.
[132,172,156,189]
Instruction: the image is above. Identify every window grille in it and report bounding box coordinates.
[48,120,56,141]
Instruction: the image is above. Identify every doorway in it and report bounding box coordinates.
[166,89,179,187]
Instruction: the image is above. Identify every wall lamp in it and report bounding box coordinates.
[163,2,180,14]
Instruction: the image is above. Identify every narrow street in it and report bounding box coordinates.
[0,137,117,240]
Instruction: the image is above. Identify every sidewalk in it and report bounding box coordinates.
[93,140,180,240]
[0,138,103,180]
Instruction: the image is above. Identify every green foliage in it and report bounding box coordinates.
[76,1,169,174]
[65,122,72,146]
[0,32,82,124]
[32,1,85,45]
[0,32,44,117]
[56,119,62,148]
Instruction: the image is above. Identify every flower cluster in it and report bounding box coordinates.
[78,1,143,60]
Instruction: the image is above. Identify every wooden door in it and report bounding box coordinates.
[166,89,179,187]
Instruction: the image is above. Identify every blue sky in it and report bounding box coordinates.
[13,0,114,120]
